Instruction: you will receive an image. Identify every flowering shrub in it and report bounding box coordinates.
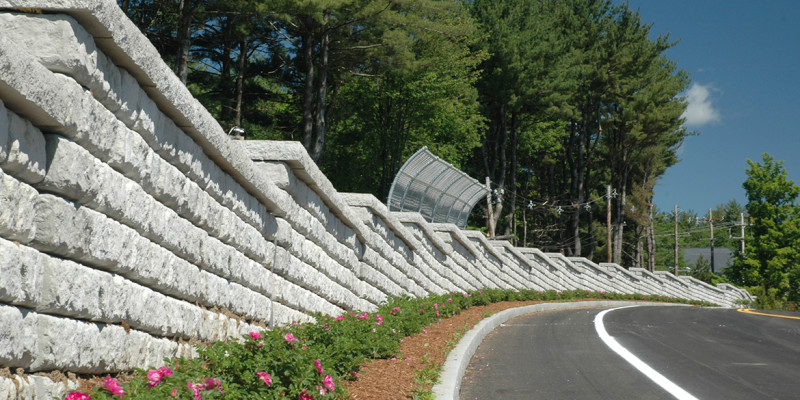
[75,289,712,399]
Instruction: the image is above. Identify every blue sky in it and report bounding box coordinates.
[620,1,800,216]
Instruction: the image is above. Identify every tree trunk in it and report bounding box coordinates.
[613,174,627,265]
[311,12,330,162]
[301,15,316,154]
[233,37,247,128]
[218,16,233,123]
[174,0,196,84]
[647,200,656,272]
[569,119,586,257]
[503,112,519,237]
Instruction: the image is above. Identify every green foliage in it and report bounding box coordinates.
[120,0,702,265]
[727,154,800,307]
[78,288,708,399]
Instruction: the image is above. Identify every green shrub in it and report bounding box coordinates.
[76,288,711,399]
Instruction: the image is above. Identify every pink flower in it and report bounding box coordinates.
[357,312,369,320]
[249,331,262,340]
[187,382,203,400]
[420,308,425,314]
[322,374,335,392]
[351,371,358,378]
[171,388,178,397]
[102,376,125,397]
[434,303,439,310]
[205,378,222,393]
[65,392,91,400]
[147,366,174,388]
[256,371,272,387]
[314,359,324,374]
[299,389,315,400]
[390,307,401,316]
[334,315,346,321]
[284,333,299,343]
[375,314,383,325]
[447,298,453,303]
[147,369,164,388]
[316,385,327,396]
[436,311,440,317]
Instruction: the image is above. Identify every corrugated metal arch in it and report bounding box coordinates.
[387,147,487,228]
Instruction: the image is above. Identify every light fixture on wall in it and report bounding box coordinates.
[228,126,245,140]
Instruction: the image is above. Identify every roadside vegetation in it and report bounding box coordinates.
[72,289,711,399]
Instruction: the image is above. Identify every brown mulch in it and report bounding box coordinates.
[343,300,543,399]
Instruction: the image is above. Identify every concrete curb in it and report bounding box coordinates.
[432,300,686,400]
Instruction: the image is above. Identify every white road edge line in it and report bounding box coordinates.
[594,306,699,400]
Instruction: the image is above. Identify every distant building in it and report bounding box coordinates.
[682,247,734,273]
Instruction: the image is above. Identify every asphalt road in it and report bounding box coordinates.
[459,305,800,400]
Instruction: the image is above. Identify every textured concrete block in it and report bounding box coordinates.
[0,240,44,308]
[0,100,8,164]
[1,109,46,184]
[0,13,98,86]
[0,170,39,244]
[0,376,16,400]
[0,306,36,368]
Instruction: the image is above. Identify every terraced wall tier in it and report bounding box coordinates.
[0,2,753,399]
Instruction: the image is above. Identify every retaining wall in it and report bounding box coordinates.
[0,2,753,398]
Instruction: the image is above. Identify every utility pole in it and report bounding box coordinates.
[699,208,723,274]
[607,185,612,263]
[485,177,495,238]
[674,204,679,275]
[731,212,747,255]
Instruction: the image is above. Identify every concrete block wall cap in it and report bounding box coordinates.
[548,254,586,276]
[461,231,509,263]
[568,257,615,280]
[679,276,725,294]
[432,300,692,400]
[340,192,419,252]
[241,140,371,238]
[430,224,483,259]
[2,1,290,218]
[394,212,452,255]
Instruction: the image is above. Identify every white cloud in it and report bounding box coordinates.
[682,83,721,127]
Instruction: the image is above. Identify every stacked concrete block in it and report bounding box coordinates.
[514,248,571,291]
[546,253,591,291]
[565,257,618,293]
[432,224,510,289]
[0,304,196,373]
[0,237,267,342]
[245,141,414,303]
[0,374,80,400]
[395,213,477,292]
[679,276,727,306]
[0,2,752,392]
[598,263,645,294]
[549,255,604,293]
[627,268,673,297]
[716,283,754,306]
[653,271,691,300]
[488,242,552,292]
[341,193,455,294]
[462,234,531,290]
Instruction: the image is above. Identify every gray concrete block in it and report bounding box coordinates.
[1,109,46,184]
[0,240,45,308]
[0,376,16,400]
[0,171,38,245]
[0,306,36,368]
